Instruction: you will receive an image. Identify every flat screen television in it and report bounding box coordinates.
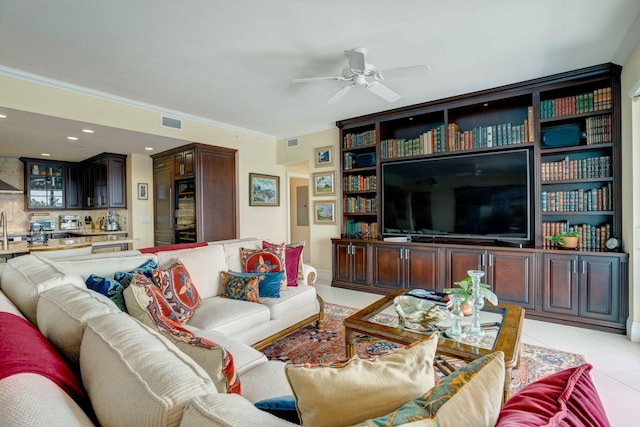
[382,149,532,243]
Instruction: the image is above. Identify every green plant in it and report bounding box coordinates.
[544,231,582,245]
[443,276,498,306]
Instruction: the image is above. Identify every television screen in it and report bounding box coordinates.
[382,149,532,242]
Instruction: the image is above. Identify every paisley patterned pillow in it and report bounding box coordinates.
[220,271,261,303]
[86,274,126,311]
[241,246,287,291]
[152,260,201,323]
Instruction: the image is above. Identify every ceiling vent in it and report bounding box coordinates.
[161,115,182,130]
[287,138,299,148]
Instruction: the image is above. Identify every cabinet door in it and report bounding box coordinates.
[351,242,369,285]
[108,156,127,208]
[446,248,486,285]
[578,255,620,322]
[24,161,65,209]
[372,244,403,290]
[333,242,352,282]
[82,161,95,208]
[174,149,195,177]
[197,148,236,241]
[542,254,579,316]
[153,159,174,245]
[405,246,439,291]
[488,250,536,309]
[65,164,82,209]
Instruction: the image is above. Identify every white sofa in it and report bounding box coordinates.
[0,238,321,426]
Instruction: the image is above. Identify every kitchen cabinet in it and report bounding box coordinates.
[21,158,66,210]
[153,155,174,246]
[174,147,195,177]
[82,153,127,209]
[65,163,82,209]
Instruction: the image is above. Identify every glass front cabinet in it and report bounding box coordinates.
[22,159,66,209]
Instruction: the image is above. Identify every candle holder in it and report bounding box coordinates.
[445,294,466,337]
[465,269,485,336]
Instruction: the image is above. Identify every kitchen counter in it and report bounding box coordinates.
[0,235,135,256]
[67,229,128,236]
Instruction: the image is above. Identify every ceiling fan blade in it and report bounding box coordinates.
[366,81,401,103]
[326,85,353,105]
[378,65,432,79]
[345,48,367,72]
[292,76,346,83]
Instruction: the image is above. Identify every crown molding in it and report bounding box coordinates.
[0,65,276,141]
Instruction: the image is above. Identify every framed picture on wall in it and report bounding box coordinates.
[312,171,335,196]
[138,183,149,200]
[313,201,336,224]
[314,146,334,168]
[249,173,280,206]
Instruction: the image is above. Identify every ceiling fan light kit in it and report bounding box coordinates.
[293,47,428,104]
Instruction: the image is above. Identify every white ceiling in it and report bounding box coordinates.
[1,0,639,161]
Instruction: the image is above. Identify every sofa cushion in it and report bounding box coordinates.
[186,296,271,336]
[113,258,159,288]
[45,254,158,281]
[220,271,261,303]
[496,363,609,427]
[241,246,287,292]
[85,274,126,311]
[222,238,262,271]
[37,284,121,365]
[124,274,240,394]
[156,244,229,299]
[260,284,317,320]
[356,352,505,427]
[152,261,202,323]
[80,312,218,427]
[285,337,439,427]
[263,241,305,286]
[230,270,284,298]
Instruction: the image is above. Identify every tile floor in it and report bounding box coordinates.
[315,282,640,427]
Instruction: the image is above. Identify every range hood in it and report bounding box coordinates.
[0,179,23,194]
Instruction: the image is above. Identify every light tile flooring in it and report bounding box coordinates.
[315,282,640,427]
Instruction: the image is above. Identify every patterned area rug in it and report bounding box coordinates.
[263,303,587,393]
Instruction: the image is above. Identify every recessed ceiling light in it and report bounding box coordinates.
[67,136,79,141]
[144,147,154,151]
[82,129,94,133]
[41,153,51,157]
[0,114,7,119]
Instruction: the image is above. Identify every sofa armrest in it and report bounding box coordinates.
[301,264,316,286]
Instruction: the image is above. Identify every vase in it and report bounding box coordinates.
[465,270,485,336]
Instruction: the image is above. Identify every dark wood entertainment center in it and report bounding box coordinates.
[332,63,628,334]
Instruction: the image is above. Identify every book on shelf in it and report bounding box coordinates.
[343,129,376,149]
[540,87,612,119]
[542,221,611,252]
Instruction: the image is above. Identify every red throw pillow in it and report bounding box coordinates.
[263,241,304,287]
[241,246,287,291]
[152,261,201,323]
[497,363,610,427]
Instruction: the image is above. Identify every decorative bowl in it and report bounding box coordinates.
[393,295,447,328]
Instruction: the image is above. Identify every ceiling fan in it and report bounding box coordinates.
[292,47,430,105]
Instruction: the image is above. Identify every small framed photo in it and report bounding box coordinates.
[313,201,336,224]
[314,145,334,168]
[137,183,148,200]
[312,171,335,196]
[249,173,280,206]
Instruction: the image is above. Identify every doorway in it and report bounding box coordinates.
[287,172,311,263]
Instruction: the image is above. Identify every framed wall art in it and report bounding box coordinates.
[137,183,149,200]
[249,173,280,206]
[312,171,335,196]
[313,201,336,224]
[314,145,334,168]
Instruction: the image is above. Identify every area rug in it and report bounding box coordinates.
[263,303,587,393]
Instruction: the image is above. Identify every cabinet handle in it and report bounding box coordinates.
[572,260,577,274]
[481,254,486,267]
[399,248,404,260]
[488,254,493,267]
[404,248,410,259]
[582,260,587,275]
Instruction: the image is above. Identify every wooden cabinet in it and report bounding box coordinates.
[65,163,82,209]
[488,250,536,309]
[333,240,369,287]
[372,243,439,291]
[82,153,127,209]
[152,143,237,245]
[21,159,66,210]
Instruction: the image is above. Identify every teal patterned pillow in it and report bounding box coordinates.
[356,352,505,426]
[114,258,159,288]
[220,271,260,303]
[86,274,126,311]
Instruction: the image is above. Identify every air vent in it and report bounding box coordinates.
[161,115,183,130]
[287,138,299,148]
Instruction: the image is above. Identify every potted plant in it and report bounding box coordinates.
[545,231,581,249]
[443,276,499,315]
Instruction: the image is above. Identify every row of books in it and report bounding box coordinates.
[541,183,612,212]
[344,195,377,214]
[540,87,612,119]
[343,174,377,192]
[447,121,533,151]
[345,220,378,239]
[585,114,613,145]
[542,221,611,252]
[343,130,376,149]
[380,125,446,159]
[541,155,612,181]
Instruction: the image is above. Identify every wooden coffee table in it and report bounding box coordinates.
[343,288,524,402]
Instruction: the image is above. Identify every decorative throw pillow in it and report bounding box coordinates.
[123,273,241,394]
[86,274,126,311]
[152,260,201,323]
[113,258,159,288]
[229,270,284,298]
[263,241,305,286]
[220,271,260,303]
[254,395,300,424]
[241,246,287,291]
[285,337,438,427]
[356,351,505,427]
[496,363,609,427]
